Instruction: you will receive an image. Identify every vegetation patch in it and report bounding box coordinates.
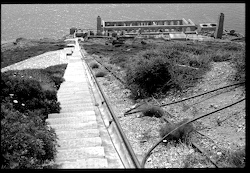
[95,70,107,78]
[124,44,212,99]
[124,41,244,99]
[82,39,245,100]
[229,49,245,84]
[1,63,67,169]
[159,118,194,143]
[1,38,67,68]
[140,105,165,118]
[223,147,245,168]
[89,62,99,69]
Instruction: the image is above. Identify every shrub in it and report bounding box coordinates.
[109,54,129,68]
[211,50,232,62]
[139,105,165,118]
[89,62,99,69]
[1,73,61,121]
[229,50,245,84]
[225,147,245,168]
[1,102,58,169]
[159,118,194,143]
[124,43,213,99]
[44,64,67,89]
[50,74,65,90]
[125,54,173,98]
[44,64,67,74]
[0,64,67,169]
[221,43,243,51]
[95,70,107,78]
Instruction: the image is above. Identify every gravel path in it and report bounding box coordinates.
[1,50,68,72]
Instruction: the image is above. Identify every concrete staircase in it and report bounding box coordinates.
[46,49,108,168]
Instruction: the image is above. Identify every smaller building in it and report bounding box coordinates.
[198,23,217,33]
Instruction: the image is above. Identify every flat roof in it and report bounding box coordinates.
[103,25,196,29]
[104,19,184,23]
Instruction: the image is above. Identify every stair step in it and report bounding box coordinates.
[60,82,88,89]
[57,92,91,97]
[57,90,90,95]
[59,82,88,87]
[58,94,92,100]
[49,121,97,131]
[108,159,124,168]
[57,158,108,168]
[64,77,87,82]
[57,137,102,149]
[60,106,94,113]
[60,103,94,108]
[60,99,92,104]
[48,111,95,119]
[56,129,100,139]
[58,88,90,93]
[56,146,105,161]
[58,97,92,102]
[46,116,96,125]
[58,90,90,94]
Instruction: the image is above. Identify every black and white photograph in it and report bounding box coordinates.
[1,3,245,169]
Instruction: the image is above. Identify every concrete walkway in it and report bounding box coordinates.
[46,39,123,169]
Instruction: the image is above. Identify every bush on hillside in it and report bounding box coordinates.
[224,147,245,168]
[230,50,245,84]
[1,64,67,169]
[1,73,61,121]
[50,74,65,90]
[1,102,58,169]
[210,50,233,62]
[125,46,211,99]
[44,64,67,89]
[109,54,129,68]
[159,118,194,143]
[125,53,173,98]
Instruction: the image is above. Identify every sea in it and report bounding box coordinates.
[1,3,245,42]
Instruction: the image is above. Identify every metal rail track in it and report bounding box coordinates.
[80,49,142,168]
